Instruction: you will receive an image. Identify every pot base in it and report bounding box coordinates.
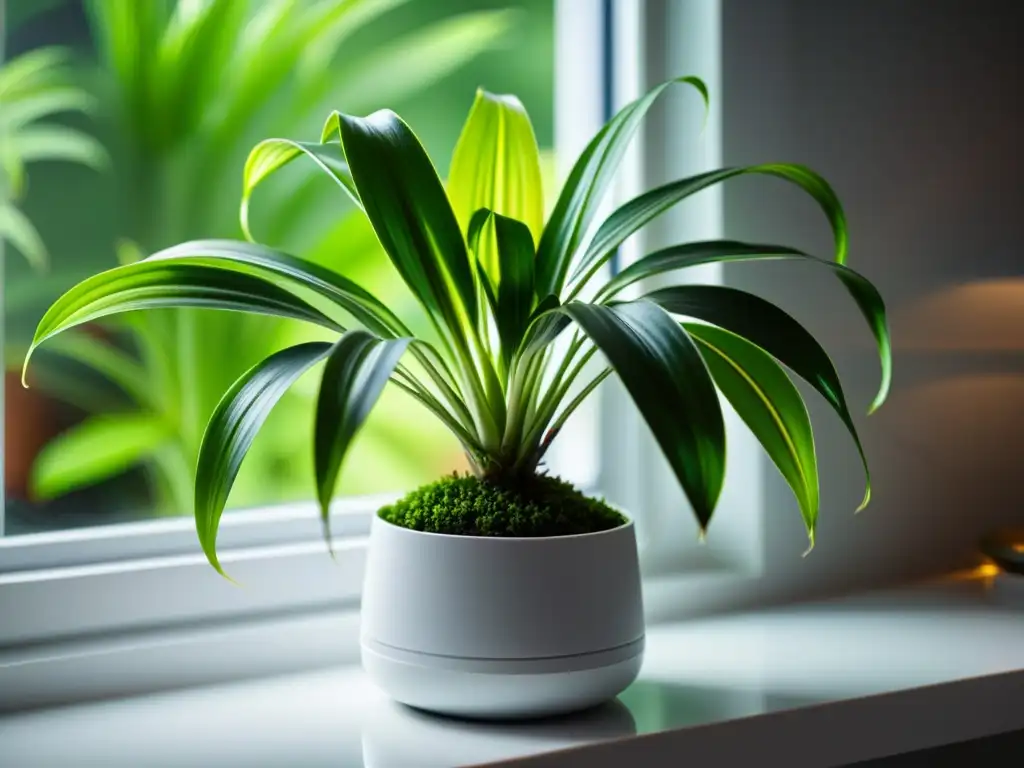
[361,637,644,720]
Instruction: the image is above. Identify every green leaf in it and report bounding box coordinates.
[600,240,806,299]
[195,342,332,575]
[314,331,411,533]
[535,75,708,298]
[25,261,343,382]
[295,0,413,90]
[84,0,166,139]
[332,109,479,337]
[473,210,537,371]
[329,12,518,117]
[0,88,96,130]
[448,88,544,284]
[241,138,358,241]
[156,0,247,147]
[686,323,819,547]
[31,413,172,500]
[0,48,72,100]
[570,164,848,293]
[148,239,405,338]
[0,202,48,270]
[8,125,109,169]
[562,300,725,531]
[643,284,872,509]
[602,240,892,414]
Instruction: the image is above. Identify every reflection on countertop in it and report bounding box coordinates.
[0,577,1021,768]
[361,698,635,767]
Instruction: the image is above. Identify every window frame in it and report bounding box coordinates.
[1,0,764,661]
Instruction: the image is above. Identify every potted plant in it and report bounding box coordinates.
[24,76,891,719]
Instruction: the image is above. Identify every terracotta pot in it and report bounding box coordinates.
[4,370,60,499]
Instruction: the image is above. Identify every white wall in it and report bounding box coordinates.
[718,0,1024,601]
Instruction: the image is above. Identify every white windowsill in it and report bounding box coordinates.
[1,573,1022,767]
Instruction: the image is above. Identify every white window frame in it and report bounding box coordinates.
[0,0,766,696]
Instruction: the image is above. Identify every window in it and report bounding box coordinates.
[1,0,761,661]
[3,0,567,536]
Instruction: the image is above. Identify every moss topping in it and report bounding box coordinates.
[379,473,625,537]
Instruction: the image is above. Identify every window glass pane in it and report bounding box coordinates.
[2,0,562,534]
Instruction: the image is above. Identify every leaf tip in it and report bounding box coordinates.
[319,500,336,559]
[855,485,871,514]
[20,349,35,389]
[802,531,816,558]
[208,554,239,585]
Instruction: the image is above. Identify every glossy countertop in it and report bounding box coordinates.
[1,574,1022,767]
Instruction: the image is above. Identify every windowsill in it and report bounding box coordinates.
[1,573,1022,766]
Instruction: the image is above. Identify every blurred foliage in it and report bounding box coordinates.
[0,46,106,270]
[4,0,554,521]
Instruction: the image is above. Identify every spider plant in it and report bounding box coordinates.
[24,0,514,512]
[0,47,106,270]
[26,76,891,572]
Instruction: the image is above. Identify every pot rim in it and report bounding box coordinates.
[371,506,635,543]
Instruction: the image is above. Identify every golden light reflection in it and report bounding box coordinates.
[948,563,1002,591]
[894,278,1024,351]
[1013,543,1024,553]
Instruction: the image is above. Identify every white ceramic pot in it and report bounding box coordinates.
[360,512,645,720]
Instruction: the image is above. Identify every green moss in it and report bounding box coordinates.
[379,473,625,537]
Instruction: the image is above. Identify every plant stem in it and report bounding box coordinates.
[528,368,611,468]
[517,342,596,463]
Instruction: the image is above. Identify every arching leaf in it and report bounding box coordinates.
[196,342,332,575]
[241,138,358,241]
[687,323,819,547]
[535,75,708,298]
[563,300,725,531]
[25,262,342,383]
[314,331,411,533]
[644,284,872,509]
[603,240,891,413]
[570,164,847,292]
[332,109,479,336]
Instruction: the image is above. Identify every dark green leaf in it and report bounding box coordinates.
[563,300,725,531]
[603,240,891,414]
[687,323,819,546]
[643,284,872,509]
[196,342,333,576]
[149,239,405,338]
[600,240,806,299]
[469,210,536,370]
[571,164,847,292]
[314,331,411,531]
[25,262,343,383]
[535,75,708,298]
[332,109,479,335]
[495,213,536,370]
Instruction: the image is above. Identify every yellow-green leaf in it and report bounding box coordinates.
[448,89,544,283]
